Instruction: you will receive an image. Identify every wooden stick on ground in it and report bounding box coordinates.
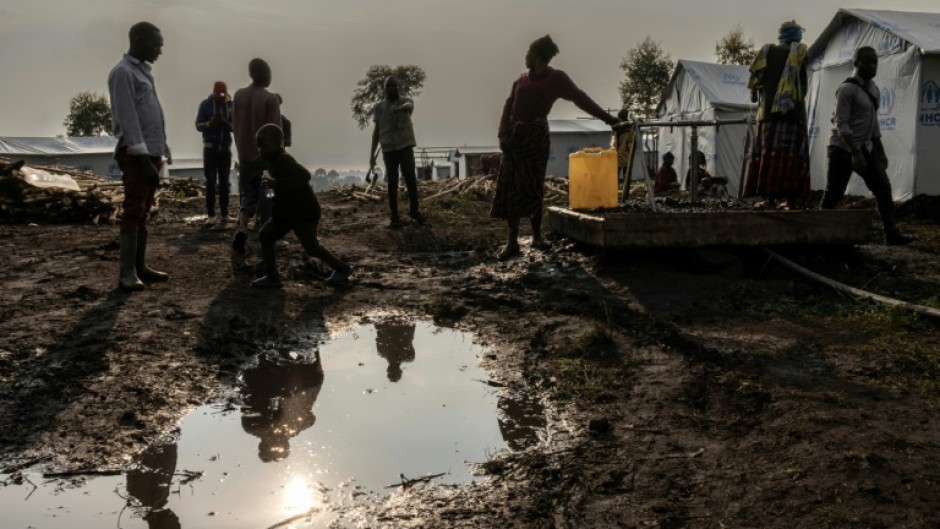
[384,472,447,489]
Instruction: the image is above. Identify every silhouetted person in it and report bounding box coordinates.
[241,354,324,462]
[108,21,170,291]
[820,46,914,246]
[369,76,426,229]
[232,58,281,254]
[374,321,416,382]
[613,108,635,188]
[654,152,679,195]
[126,441,181,529]
[250,124,352,288]
[195,81,234,220]
[492,35,618,260]
[276,94,292,148]
[745,20,811,207]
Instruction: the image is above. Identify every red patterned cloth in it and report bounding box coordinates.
[744,119,811,199]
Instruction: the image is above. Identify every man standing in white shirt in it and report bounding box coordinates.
[108,21,171,291]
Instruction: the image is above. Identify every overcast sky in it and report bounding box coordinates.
[1,0,938,169]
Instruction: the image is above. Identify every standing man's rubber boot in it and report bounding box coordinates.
[119,233,145,292]
[136,229,169,282]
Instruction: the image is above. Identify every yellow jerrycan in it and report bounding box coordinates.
[568,147,618,210]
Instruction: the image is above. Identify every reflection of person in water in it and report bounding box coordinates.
[126,441,181,529]
[374,321,416,382]
[241,354,324,462]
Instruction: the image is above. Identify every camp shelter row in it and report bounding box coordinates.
[647,7,940,200]
[0,136,206,180]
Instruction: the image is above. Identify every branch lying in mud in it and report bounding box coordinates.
[764,249,940,322]
[384,472,447,489]
[0,455,52,474]
[265,508,319,529]
[42,469,122,478]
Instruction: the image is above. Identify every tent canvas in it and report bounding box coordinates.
[806,8,940,200]
[654,60,757,197]
[0,136,121,178]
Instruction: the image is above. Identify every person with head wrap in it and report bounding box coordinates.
[743,20,811,208]
[491,35,619,260]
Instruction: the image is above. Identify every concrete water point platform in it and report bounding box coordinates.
[547,206,873,248]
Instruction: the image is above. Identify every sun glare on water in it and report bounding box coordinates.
[282,475,320,514]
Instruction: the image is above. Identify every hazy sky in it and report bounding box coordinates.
[1,0,938,169]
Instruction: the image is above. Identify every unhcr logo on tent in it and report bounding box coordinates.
[878,88,897,131]
[920,80,940,127]
[721,73,745,86]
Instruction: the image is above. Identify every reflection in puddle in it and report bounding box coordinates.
[0,320,545,528]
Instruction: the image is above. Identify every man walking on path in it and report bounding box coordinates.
[252,124,352,289]
[195,81,234,220]
[369,76,426,229]
[820,46,914,246]
[232,58,281,253]
[107,21,171,291]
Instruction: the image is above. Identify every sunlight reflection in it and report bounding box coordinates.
[282,475,320,514]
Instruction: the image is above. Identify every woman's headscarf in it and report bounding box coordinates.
[779,20,804,43]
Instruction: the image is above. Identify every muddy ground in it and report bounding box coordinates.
[1,184,939,528]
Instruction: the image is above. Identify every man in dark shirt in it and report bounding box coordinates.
[251,124,352,288]
[820,47,914,246]
[195,81,233,220]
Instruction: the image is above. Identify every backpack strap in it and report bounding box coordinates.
[842,77,879,110]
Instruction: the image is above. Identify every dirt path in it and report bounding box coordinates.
[1,189,938,528]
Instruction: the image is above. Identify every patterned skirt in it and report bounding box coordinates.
[490,120,551,219]
[743,119,811,199]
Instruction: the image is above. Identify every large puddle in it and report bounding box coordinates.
[0,319,545,528]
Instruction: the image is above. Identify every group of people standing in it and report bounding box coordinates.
[106,20,912,293]
[652,20,914,246]
[746,20,913,245]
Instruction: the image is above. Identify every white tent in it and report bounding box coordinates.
[655,60,757,196]
[807,8,940,200]
[0,136,120,179]
[547,119,611,177]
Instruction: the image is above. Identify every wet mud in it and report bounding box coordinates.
[1,189,939,528]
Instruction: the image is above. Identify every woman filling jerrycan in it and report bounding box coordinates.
[567,147,618,210]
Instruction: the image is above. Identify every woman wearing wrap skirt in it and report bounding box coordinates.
[492,35,618,260]
[744,20,811,208]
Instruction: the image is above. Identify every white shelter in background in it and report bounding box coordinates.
[0,136,120,178]
[807,8,940,200]
[655,60,757,196]
[547,119,611,177]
